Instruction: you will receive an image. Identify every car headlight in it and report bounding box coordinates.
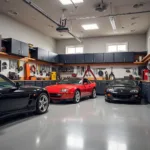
[107,88,114,92]
[61,89,68,93]
[130,89,139,93]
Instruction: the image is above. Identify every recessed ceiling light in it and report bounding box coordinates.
[8,10,18,16]
[131,16,139,20]
[48,24,54,28]
[5,0,10,2]
[131,22,136,26]
[59,0,84,5]
[82,24,99,30]
[32,16,36,20]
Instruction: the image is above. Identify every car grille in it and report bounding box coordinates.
[50,93,62,98]
[113,94,132,99]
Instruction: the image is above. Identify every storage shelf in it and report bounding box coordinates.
[0,52,21,59]
[59,63,145,67]
[134,62,145,65]
[141,54,150,63]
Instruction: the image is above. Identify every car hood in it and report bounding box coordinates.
[110,84,136,88]
[46,84,76,93]
[19,86,43,92]
[109,85,138,93]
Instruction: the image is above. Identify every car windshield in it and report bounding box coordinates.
[58,78,82,84]
[110,80,136,86]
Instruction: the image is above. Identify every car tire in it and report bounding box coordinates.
[73,90,81,103]
[105,98,111,103]
[90,88,97,98]
[36,93,49,114]
[137,100,141,104]
[50,99,53,104]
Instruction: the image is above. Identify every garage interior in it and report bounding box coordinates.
[0,0,150,149]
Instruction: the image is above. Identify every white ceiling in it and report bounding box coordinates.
[0,0,150,40]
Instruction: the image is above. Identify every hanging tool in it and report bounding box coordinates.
[109,67,115,80]
[30,65,36,74]
[105,71,109,80]
[82,65,97,81]
[23,0,81,43]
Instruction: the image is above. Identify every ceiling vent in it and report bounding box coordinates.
[95,0,108,12]
[133,3,144,8]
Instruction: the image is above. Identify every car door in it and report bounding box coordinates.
[0,75,29,114]
[83,79,92,96]
[76,79,87,97]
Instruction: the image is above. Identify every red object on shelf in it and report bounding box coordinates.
[143,69,149,80]
[25,63,30,80]
[72,73,77,77]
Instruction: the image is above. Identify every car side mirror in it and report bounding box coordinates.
[84,82,88,85]
[16,82,21,88]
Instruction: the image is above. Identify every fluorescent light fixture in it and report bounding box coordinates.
[59,0,84,5]
[109,16,117,30]
[82,24,99,30]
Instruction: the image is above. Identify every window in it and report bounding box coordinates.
[107,43,128,52]
[66,46,83,54]
[0,76,15,88]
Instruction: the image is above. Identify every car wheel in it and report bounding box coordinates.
[74,90,81,103]
[105,98,111,103]
[90,88,97,98]
[137,99,141,104]
[36,93,49,114]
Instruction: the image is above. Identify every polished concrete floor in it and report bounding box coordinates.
[0,96,150,150]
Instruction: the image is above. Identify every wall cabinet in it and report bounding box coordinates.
[65,54,76,64]
[58,51,146,64]
[59,54,66,63]
[20,42,29,57]
[84,54,94,63]
[32,47,49,62]
[49,52,58,63]
[75,54,85,64]
[114,53,124,62]
[2,38,29,57]
[96,81,111,95]
[24,81,35,86]
[59,54,75,64]
[104,53,114,63]
[93,53,104,63]
[114,52,134,63]
[124,52,134,62]
[141,82,150,103]
[43,81,51,88]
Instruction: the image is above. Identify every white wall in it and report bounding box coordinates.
[0,13,56,52]
[60,65,139,79]
[56,34,146,54]
[147,27,150,54]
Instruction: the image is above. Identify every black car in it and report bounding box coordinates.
[0,74,50,119]
[105,79,141,103]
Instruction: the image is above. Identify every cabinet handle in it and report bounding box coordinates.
[18,50,21,54]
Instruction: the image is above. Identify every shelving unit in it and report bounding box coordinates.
[59,62,145,67]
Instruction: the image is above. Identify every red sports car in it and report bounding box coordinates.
[46,78,96,103]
